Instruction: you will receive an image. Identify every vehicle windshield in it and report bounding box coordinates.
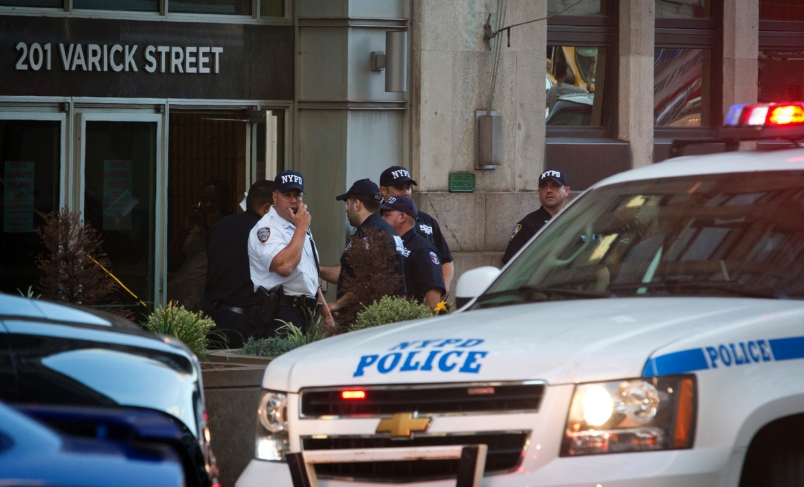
[475,170,804,308]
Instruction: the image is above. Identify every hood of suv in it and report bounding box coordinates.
[264,297,804,391]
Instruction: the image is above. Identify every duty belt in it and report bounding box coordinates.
[208,301,248,315]
[278,294,318,311]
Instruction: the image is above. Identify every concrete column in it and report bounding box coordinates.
[412,0,546,291]
[618,0,655,168]
[295,0,409,292]
[723,0,759,112]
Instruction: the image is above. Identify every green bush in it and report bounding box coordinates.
[236,320,328,358]
[351,295,433,331]
[238,336,297,357]
[142,303,223,360]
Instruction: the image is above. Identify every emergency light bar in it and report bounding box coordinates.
[716,102,804,143]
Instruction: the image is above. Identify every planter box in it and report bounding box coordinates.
[202,350,273,487]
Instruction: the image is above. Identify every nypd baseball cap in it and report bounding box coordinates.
[380,166,418,187]
[335,178,384,202]
[274,170,304,193]
[539,169,568,187]
[380,195,418,219]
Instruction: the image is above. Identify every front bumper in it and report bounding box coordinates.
[236,446,743,487]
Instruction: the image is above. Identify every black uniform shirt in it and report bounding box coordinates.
[501,206,553,265]
[415,210,454,264]
[205,209,262,307]
[400,228,445,303]
[337,213,405,298]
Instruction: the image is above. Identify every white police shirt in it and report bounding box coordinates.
[248,206,319,297]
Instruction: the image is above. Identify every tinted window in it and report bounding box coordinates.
[476,171,804,308]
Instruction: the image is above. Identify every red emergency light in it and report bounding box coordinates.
[727,102,804,127]
[341,390,366,400]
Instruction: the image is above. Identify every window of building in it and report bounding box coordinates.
[1,0,287,18]
[0,0,60,6]
[170,0,250,15]
[546,0,615,135]
[654,0,721,133]
[0,118,62,296]
[760,0,804,21]
[73,0,158,12]
[655,0,710,19]
[759,1,804,104]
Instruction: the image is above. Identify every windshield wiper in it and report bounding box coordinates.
[608,280,784,299]
[473,285,610,309]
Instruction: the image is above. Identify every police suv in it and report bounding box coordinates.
[237,103,804,487]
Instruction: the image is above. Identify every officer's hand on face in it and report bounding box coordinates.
[292,203,311,229]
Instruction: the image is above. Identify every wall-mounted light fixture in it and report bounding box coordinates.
[371,31,408,93]
[476,110,502,169]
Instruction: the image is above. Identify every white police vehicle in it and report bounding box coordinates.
[237,102,804,487]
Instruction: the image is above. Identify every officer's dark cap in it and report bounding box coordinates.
[380,166,418,187]
[274,170,304,193]
[335,178,384,202]
[380,195,418,219]
[539,169,568,187]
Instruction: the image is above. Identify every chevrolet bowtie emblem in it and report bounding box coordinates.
[376,412,431,438]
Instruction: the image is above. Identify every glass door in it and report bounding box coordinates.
[0,112,66,296]
[79,112,161,315]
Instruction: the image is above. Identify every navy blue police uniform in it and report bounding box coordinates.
[399,227,445,303]
[203,208,263,347]
[500,206,552,265]
[380,195,445,304]
[501,169,569,265]
[379,166,454,267]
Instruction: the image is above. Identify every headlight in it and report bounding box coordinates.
[255,390,290,461]
[561,375,696,456]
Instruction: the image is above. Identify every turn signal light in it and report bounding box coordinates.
[341,390,366,400]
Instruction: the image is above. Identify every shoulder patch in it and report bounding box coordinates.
[429,251,440,265]
[257,227,271,243]
[510,224,522,241]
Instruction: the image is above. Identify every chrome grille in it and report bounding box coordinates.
[301,431,529,483]
[299,382,544,417]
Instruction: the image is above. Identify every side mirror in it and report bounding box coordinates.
[454,266,501,309]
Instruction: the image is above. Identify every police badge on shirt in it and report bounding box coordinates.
[509,224,522,241]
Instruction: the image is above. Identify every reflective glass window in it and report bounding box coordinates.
[260,0,284,17]
[169,0,251,15]
[759,50,804,103]
[654,48,712,127]
[73,0,158,12]
[546,45,606,127]
[83,121,157,314]
[655,0,710,19]
[0,120,61,296]
[760,0,804,21]
[0,0,61,6]
[548,0,603,16]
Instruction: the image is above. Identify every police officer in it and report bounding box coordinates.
[319,178,405,313]
[248,170,334,334]
[501,168,571,265]
[379,166,455,292]
[381,195,445,309]
[203,180,273,348]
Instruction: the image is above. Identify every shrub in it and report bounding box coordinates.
[142,302,223,360]
[236,320,328,358]
[35,208,118,309]
[351,295,433,331]
[238,336,297,357]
